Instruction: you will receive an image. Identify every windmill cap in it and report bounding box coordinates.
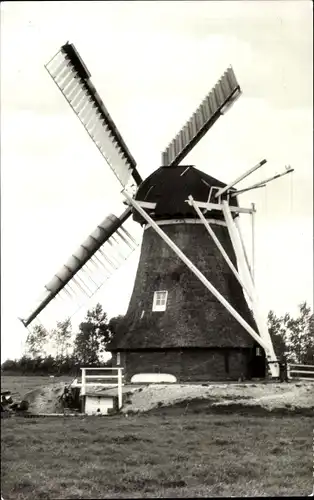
[133,165,239,224]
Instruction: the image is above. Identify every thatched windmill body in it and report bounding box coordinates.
[21,43,294,381]
[110,166,260,381]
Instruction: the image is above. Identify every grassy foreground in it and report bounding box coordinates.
[1,376,313,498]
[1,411,313,499]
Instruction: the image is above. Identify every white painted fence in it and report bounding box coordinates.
[287,363,314,382]
[80,367,124,409]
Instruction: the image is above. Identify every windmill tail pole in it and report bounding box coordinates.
[233,166,295,194]
[215,159,267,198]
[221,201,279,378]
[123,190,273,358]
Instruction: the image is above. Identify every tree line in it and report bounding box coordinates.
[267,301,313,364]
[1,301,313,375]
[1,303,125,376]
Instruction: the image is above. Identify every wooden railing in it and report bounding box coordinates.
[79,367,124,409]
[287,363,314,381]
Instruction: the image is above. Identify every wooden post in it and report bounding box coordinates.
[123,190,270,353]
[81,368,86,396]
[80,368,86,414]
[117,368,123,409]
[251,202,256,281]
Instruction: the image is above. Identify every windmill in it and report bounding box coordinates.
[20,42,294,382]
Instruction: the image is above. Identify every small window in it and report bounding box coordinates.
[152,291,168,312]
[117,352,121,365]
[256,347,262,357]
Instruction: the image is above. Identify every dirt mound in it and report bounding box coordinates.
[122,382,314,414]
[21,380,314,416]
[23,382,66,414]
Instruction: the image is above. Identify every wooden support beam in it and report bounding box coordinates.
[251,203,256,281]
[231,166,294,194]
[186,200,255,215]
[188,195,253,303]
[222,201,279,378]
[234,217,254,282]
[123,190,271,353]
[124,200,156,209]
[215,159,267,198]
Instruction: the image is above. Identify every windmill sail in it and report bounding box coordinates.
[20,208,139,327]
[162,67,241,167]
[45,42,142,187]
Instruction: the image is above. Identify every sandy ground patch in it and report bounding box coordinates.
[119,382,314,413]
[23,382,66,413]
[20,380,313,414]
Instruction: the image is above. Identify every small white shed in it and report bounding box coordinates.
[82,393,117,415]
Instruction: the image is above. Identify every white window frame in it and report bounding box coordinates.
[203,186,222,214]
[116,352,121,365]
[152,290,168,312]
[210,186,223,204]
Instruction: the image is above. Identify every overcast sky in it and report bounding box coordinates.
[1,1,313,362]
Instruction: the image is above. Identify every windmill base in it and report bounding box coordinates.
[113,347,266,383]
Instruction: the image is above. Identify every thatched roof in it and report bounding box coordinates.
[132,165,238,225]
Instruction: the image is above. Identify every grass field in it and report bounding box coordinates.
[1,376,313,499]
